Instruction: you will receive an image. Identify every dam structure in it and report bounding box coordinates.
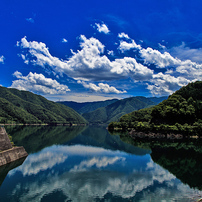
[0,126,28,167]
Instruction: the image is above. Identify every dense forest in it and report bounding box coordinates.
[108,81,202,136]
[0,87,87,125]
[82,96,164,124]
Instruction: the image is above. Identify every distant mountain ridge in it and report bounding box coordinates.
[0,87,87,125]
[57,99,119,114]
[0,85,167,125]
[81,96,166,124]
[58,96,167,114]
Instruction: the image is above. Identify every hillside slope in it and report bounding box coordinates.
[109,81,202,136]
[83,96,157,124]
[0,87,87,124]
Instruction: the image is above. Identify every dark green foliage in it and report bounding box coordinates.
[109,81,202,136]
[83,97,157,124]
[120,107,153,123]
[151,143,202,190]
[151,94,196,124]
[0,97,40,124]
[151,81,202,125]
[0,86,87,124]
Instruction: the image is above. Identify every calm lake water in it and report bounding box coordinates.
[0,125,202,202]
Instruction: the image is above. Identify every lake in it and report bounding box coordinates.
[0,125,202,202]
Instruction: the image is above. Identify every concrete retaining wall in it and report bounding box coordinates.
[0,147,28,167]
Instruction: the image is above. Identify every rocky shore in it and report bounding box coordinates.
[129,130,184,140]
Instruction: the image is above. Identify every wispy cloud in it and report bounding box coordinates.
[70,156,125,172]
[62,38,68,43]
[26,18,34,23]
[11,71,70,94]
[169,42,202,63]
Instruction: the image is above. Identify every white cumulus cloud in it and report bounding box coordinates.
[78,81,127,94]
[117,36,202,95]
[62,38,68,43]
[95,23,110,34]
[139,47,202,82]
[17,35,202,97]
[17,36,153,83]
[118,40,141,53]
[0,55,5,64]
[118,32,130,39]
[10,71,70,94]
[107,50,114,56]
[139,47,180,68]
[147,73,191,96]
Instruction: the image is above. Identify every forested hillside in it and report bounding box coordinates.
[82,96,157,124]
[0,87,87,125]
[109,81,202,136]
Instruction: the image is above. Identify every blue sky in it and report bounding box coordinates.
[1,0,202,102]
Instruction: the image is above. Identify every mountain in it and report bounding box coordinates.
[147,96,168,104]
[58,97,166,115]
[0,86,87,125]
[109,81,202,136]
[57,99,118,114]
[82,96,157,124]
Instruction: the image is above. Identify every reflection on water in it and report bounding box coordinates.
[0,126,202,201]
[0,158,26,187]
[151,142,202,191]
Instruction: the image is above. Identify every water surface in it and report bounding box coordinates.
[0,125,201,201]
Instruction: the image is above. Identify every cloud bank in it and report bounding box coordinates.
[17,36,153,88]
[17,33,202,96]
[11,71,70,94]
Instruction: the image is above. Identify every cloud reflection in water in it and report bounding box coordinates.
[6,144,202,201]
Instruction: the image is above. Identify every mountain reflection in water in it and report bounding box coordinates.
[0,125,201,202]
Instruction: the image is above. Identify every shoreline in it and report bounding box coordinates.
[128,129,201,140]
[2,123,87,126]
